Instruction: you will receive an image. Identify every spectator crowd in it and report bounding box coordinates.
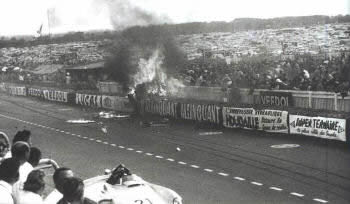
[176,53,350,96]
[0,130,87,204]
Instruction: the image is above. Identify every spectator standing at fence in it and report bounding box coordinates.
[0,158,20,204]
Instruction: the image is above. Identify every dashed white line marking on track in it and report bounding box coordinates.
[290,192,304,197]
[251,182,263,186]
[313,198,328,203]
[234,177,246,181]
[269,187,283,191]
[218,172,229,177]
[0,113,331,204]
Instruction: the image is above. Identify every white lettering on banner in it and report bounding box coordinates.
[75,93,102,108]
[8,86,26,96]
[289,115,346,142]
[259,95,289,106]
[144,100,178,118]
[223,107,288,133]
[28,88,43,98]
[180,103,220,124]
[223,107,259,129]
[43,90,68,103]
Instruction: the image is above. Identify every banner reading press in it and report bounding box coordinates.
[289,115,346,142]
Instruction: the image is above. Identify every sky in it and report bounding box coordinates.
[0,0,349,36]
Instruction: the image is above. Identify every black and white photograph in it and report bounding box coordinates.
[0,0,349,203]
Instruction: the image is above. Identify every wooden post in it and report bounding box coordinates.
[308,91,312,108]
[334,93,338,111]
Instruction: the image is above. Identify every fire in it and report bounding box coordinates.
[132,49,184,97]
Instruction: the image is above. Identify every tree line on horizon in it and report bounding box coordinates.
[1,15,349,48]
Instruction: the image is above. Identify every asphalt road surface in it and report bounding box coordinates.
[0,93,349,204]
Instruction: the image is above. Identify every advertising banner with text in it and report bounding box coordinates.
[43,90,68,103]
[142,100,179,118]
[223,107,288,133]
[76,93,103,108]
[255,91,293,107]
[180,103,221,124]
[289,115,346,142]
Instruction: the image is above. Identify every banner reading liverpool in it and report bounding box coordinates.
[223,107,288,133]
[289,115,346,142]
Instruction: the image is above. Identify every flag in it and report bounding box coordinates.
[37,24,43,35]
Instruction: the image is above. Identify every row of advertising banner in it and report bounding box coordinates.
[141,99,349,142]
[0,83,348,143]
[1,84,134,113]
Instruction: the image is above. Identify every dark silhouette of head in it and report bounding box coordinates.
[23,170,45,194]
[0,158,20,184]
[53,167,74,193]
[61,177,84,203]
[11,142,30,163]
[28,147,42,167]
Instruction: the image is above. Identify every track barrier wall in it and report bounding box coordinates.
[170,86,350,112]
[0,83,348,143]
[140,98,349,143]
[0,83,134,113]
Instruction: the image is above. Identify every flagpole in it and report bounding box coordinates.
[47,9,52,75]
[47,9,51,38]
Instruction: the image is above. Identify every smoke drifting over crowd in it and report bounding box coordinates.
[100,0,171,30]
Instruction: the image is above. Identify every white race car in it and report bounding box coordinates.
[45,164,183,204]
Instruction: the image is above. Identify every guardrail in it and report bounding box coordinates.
[169,86,350,112]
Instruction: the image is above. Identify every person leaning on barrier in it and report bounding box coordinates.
[44,167,74,204]
[17,170,45,204]
[0,158,20,204]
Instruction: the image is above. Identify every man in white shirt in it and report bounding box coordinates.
[0,158,20,204]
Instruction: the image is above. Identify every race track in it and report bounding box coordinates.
[0,93,349,204]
